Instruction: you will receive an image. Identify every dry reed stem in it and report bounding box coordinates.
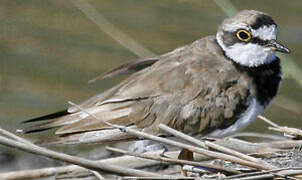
[269,126,302,137]
[120,126,275,170]
[158,124,206,148]
[69,101,279,171]
[0,126,33,145]
[226,167,302,180]
[106,146,241,175]
[258,115,279,127]
[259,115,302,137]
[158,124,276,170]
[0,103,301,179]
[230,132,286,140]
[0,150,182,180]
[90,170,105,180]
[0,166,78,180]
[204,141,263,163]
[121,177,195,180]
[159,124,265,164]
[1,104,301,179]
[0,135,168,178]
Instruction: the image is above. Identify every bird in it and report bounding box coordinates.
[19,10,290,145]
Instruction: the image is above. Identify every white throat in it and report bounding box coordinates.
[217,33,277,67]
[216,25,278,67]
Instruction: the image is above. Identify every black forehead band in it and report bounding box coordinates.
[250,14,276,30]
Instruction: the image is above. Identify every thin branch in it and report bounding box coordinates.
[121,177,195,180]
[0,126,33,145]
[159,124,261,163]
[158,123,206,148]
[209,138,280,154]
[90,170,105,180]
[0,166,78,180]
[258,115,302,137]
[158,124,275,170]
[121,127,275,170]
[269,126,302,137]
[106,146,241,175]
[258,115,280,128]
[230,132,286,140]
[2,102,299,179]
[230,170,302,180]
[0,150,181,180]
[224,167,290,179]
[204,141,267,165]
[0,135,166,177]
[68,101,274,170]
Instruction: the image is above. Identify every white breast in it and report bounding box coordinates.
[208,98,264,137]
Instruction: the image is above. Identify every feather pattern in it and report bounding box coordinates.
[20,36,275,144]
[88,58,158,83]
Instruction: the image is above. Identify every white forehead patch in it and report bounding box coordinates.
[251,25,277,40]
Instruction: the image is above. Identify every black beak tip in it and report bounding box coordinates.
[268,40,291,54]
[278,47,291,54]
[284,48,291,54]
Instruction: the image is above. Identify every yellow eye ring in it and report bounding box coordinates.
[236,29,251,42]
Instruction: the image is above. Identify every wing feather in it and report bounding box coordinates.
[20,36,252,144]
[88,58,158,83]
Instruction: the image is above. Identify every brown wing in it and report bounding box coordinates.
[54,44,195,134]
[88,57,159,83]
[21,36,251,140]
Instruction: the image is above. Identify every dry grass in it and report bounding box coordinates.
[1,102,302,179]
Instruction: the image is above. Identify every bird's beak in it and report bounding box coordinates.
[266,40,291,54]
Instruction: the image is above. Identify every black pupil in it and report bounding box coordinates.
[239,31,249,39]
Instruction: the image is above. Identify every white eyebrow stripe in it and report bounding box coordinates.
[251,25,277,40]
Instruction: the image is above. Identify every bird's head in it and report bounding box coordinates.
[216,10,290,67]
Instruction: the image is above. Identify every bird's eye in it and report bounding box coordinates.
[236,30,251,42]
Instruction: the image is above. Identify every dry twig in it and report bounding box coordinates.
[0,150,182,180]
[0,135,165,178]
[106,146,241,175]
[158,124,275,170]
[68,101,274,170]
[259,115,302,138]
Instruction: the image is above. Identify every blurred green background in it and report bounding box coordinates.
[0,0,301,171]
